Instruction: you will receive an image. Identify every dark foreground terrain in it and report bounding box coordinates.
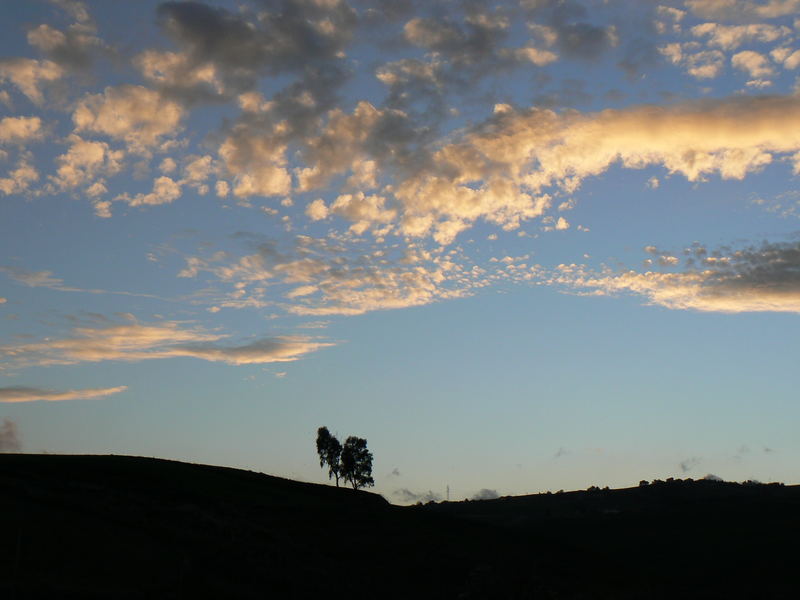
[2,455,799,599]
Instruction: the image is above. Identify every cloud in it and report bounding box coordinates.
[26,21,106,71]
[402,10,556,72]
[152,0,356,101]
[0,317,332,370]
[0,265,162,299]
[732,50,774,78]
[393,488,442,503]
[659,43,725,79]
[178,234,485,315]
[685,0,800,21]
[51,134,123,190]
[472,488,500,500]
[366,93,800,243]
[0,418,21,452]
[0,58,63,105]
[690,22,790,50]
[544,239,800,313]
[0,385,127,403]
[679,456,702,472]
[73,85,185,151]
[114,176,182,207]
[0,116,44,144]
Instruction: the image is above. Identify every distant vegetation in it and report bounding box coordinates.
[316,426,374,490]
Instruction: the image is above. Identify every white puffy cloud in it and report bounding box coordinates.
[218,122,291,198]
[295,101,387,192]
[731,50,774,77]
[690,23,790,50]
[0,385,128,403]
[114,176,181,207]
[0,58,63,105]
[660,43,725,79]
[0,116,43,144]
[685,0,800,21]
[328,192,397,234]
[306,198,329,220]
[51,134,123,189]
[73,85,184,151]
[771,47,800,68]
[0,158,39,195]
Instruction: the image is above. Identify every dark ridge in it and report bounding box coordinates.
[2,454,799,599]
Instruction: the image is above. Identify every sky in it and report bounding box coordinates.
[2,0,800,504]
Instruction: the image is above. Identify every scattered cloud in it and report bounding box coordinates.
[0,58,63,105]
[73,85,185,152]
[685,0,800,21]
[0,116,44,144]
[679,456,702,472]
[544,239,800,313]
[731,50,774,78]
[0,385,127,403]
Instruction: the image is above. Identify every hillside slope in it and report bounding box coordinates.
[2,455,799,599]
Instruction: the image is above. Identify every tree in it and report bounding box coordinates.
[316,426,342,487]
[340,436,374,490]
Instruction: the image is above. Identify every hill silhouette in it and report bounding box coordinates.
[2,454,798,599]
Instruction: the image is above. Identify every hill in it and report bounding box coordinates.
[1,454,798,599]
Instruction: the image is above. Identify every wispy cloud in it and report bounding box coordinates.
[0,385,127,403]
[543,239,800,313]
[0,317,333,370]
[0,266,164,300]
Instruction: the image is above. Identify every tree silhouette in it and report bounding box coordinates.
[316,426,342,487]
[340,436,374,490]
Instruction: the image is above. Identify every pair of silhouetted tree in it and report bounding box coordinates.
[316,426,374,490]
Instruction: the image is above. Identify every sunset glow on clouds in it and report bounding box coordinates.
[2,0,800,500]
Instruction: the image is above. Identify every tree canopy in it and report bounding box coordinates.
[316,426,342,487]
[340,436,374,490]
[315,427,373,490]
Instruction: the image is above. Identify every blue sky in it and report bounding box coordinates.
[2,0,800,503]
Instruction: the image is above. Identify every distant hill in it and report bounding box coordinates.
[2,455,798,599]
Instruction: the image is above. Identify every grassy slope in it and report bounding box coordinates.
[2,454,799,599]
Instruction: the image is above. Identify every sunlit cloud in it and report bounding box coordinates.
[73,84,185,152]
[0,58,63,105]
[0,385,128,403]
[0,318,332,370]
[544,239,800,313]
[685,0,800,21]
